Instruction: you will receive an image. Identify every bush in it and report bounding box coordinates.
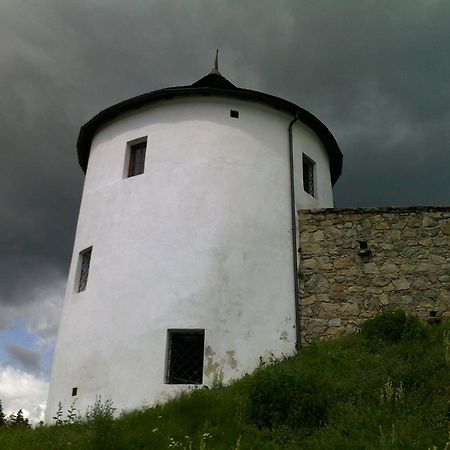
[247,364,330,433]
[85,397,118,450]
[362,311,427,351]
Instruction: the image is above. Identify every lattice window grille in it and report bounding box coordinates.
[302,154,315,197]
[166,331,205,384]
[78,247,92,292]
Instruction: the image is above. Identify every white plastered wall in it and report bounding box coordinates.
[46,96,334,419]
[293,121,334,210]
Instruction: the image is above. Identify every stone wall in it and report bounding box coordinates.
[298,207,450,346]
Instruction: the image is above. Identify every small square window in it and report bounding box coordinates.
[166,330,205,384]
[77,247,92,293]
[128,140,147,177]
[302,154,316,197]
[72,387,78,396]
[230,110,239,118]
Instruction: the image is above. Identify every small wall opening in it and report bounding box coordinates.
[358,240,371,256]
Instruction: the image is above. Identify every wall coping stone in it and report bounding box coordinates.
[299,206,450,215]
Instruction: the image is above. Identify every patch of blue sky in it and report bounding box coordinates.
[0,323,42,368]
[41,346,55,379]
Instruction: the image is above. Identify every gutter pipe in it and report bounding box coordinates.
[288,113,301,350]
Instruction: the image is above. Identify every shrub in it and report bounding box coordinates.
[85,396,115,423]
[247,364,330,433]
[362,310,426,350]
[85,397,117,450]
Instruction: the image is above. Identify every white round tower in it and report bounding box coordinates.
[46,66,342,419]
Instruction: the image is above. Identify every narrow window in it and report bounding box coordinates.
[230,110,239,118]
[77,247,92,293]
[128,140,147,177]
[302,154,315,197]
[166,330,205,384]
[72,387,78,396]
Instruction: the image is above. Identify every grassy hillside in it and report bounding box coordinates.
[1,311,449,449]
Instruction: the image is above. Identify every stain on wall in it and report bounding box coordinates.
[226,350,238,369]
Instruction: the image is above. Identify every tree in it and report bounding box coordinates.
[0,399,5,427]
[6,409,30,428]
[14,409,25,427]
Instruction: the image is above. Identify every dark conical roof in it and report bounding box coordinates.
[191,72,236,89]
[77,69,343,184]
[191,49,237,88]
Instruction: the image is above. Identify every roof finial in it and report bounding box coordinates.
[210,49,221,75]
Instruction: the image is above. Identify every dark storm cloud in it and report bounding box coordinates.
[5,342,42,374]
[0,0,449,320]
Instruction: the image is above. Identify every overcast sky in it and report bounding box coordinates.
[1,0,449,422]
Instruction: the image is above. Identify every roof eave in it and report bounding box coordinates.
[77,86,343,184]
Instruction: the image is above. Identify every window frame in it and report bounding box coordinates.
[302,153,316,198]
[125,137,147,178]
[77,246,92,293]
[165,329,205,385]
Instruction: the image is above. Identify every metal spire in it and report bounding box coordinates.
[209,49,221,75]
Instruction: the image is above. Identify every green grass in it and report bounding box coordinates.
[1,312,449,449]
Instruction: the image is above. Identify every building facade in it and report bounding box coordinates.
[46,67,342,419]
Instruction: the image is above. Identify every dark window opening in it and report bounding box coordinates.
[230,110,239,118]
[72,387,78,396]
[128,141,147,177]
[428,310,441,325]
[302,154,315,197]
[78,247,92,293]
[166,330,205,384]
[358,240,371,256]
